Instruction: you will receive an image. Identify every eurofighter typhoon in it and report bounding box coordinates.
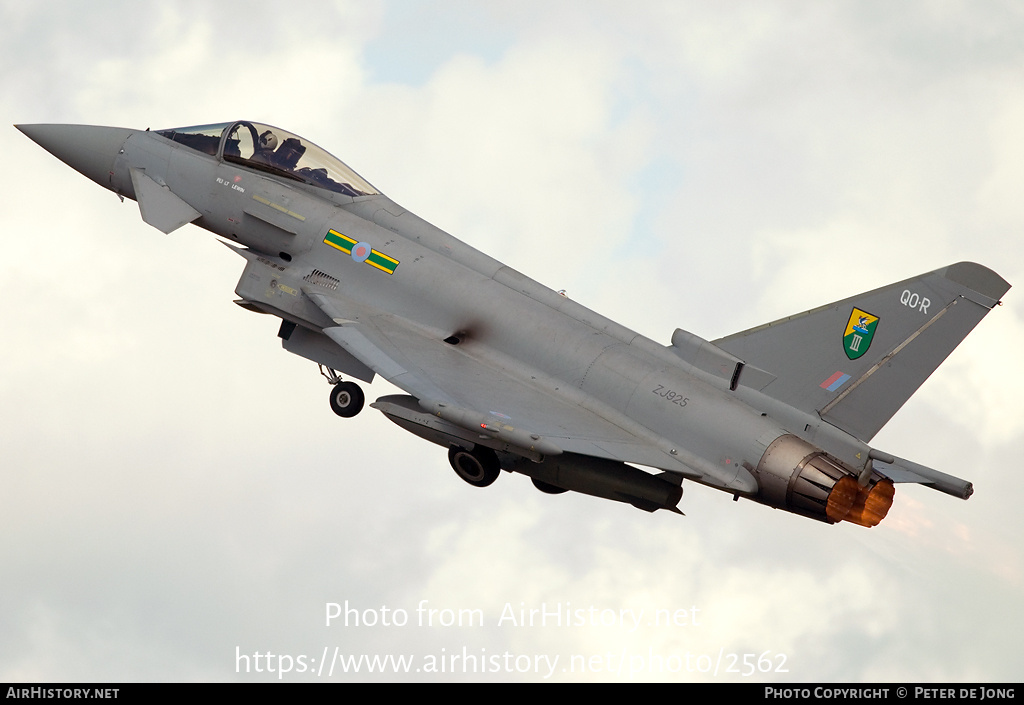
[17,121,1010,527]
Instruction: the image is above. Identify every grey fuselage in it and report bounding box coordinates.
[21,122,908,525]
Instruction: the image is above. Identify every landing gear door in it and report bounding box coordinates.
[279,323,376,384]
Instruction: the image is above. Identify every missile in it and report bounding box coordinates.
[505,453,684,513]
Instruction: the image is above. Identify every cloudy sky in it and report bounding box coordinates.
[2,0,1023,682]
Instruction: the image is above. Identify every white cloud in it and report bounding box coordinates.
[2,0,1023,683]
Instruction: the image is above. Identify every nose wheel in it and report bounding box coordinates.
[329,381,364,417]
[321,365,364,418]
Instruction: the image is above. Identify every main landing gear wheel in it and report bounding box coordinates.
[329,381,364,418]
[448,446,500,488]
[531,478,568,495]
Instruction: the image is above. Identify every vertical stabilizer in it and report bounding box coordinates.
[714,262,1009,442]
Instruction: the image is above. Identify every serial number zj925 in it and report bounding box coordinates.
[652,385,689,407]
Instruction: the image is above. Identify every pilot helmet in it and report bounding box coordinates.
[258,130,279,150]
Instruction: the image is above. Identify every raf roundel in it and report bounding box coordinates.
[352,242,372,264]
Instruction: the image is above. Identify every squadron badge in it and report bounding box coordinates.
[843,308,879,360]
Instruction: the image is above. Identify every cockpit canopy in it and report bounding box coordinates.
[156,121,379,198]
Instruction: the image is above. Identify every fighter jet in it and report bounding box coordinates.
[17,120,1010,527]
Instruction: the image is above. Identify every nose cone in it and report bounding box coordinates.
[16,124,136,191]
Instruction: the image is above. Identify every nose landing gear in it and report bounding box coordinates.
[321,365,365,418]
[329,381,364,417]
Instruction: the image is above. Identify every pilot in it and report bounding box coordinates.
[251,130,279,165]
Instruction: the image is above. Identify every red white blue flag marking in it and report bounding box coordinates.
[821,371,851,392]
